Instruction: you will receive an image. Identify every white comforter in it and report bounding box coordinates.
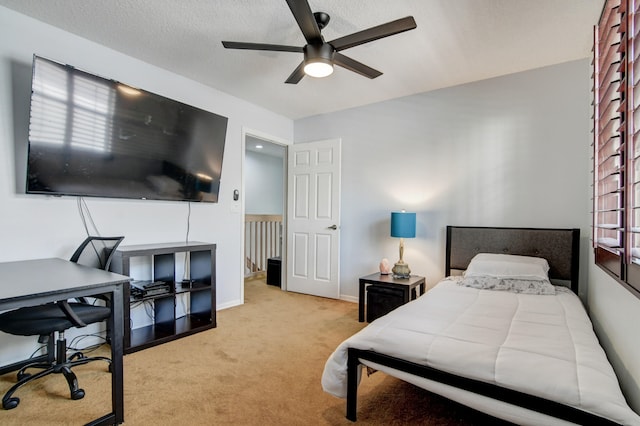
[322,278,640,425]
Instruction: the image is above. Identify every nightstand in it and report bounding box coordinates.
[358,273,426,322]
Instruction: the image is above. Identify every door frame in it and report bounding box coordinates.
[241,127,290,302]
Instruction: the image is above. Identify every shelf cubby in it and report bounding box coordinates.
[110,241,216,354]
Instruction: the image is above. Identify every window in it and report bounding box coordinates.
[594,0,640,297]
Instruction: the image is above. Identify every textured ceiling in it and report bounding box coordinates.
[0,0,603,120]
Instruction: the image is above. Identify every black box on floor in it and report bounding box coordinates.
[366,285,404,322]
[267,256,281,287]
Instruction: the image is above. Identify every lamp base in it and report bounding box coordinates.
[392,261,411,279]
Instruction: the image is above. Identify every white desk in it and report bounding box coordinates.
[0,258,130,425]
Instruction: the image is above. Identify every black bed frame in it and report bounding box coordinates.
[345,226,618,425]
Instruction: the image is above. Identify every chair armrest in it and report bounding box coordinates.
[56,300,87,328]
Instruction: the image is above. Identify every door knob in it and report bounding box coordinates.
[327,224,338,230]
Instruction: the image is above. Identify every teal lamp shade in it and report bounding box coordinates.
[390,211,416,278]
[390,212,416,238]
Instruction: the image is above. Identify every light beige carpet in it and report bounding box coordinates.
[0,278,510,425]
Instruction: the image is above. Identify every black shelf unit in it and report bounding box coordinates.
[110,241,216,354]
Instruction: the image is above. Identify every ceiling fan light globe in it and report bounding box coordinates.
[304,61,334,78]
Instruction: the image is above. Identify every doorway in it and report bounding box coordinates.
[243,132,287,297]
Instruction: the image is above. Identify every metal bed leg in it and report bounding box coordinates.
[346,348,359,421]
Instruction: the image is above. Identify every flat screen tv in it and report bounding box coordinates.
[26,55,228,203]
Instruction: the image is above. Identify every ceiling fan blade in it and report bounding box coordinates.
[285,0,323,45]
[333,53,382,79]
[285,62,306,84]
[222,41,302,53]
[329,16,417,51]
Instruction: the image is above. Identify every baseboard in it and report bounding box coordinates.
[340,295,358,304]
[218,293,355,308]
[217,299,243,311]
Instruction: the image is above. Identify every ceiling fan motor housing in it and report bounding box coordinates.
[303,43,335,77]
[304,43,335,65]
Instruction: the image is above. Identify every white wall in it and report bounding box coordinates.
[588,257,640,412]
[0,7,292,365]
[295,59,592,298]
[294,59,640,411]
[245,150,284,215]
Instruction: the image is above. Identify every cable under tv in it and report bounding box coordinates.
[130,280,171,298]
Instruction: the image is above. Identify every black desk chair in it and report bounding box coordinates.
[0,236,124,410]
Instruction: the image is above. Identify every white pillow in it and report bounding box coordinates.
[464,253,550,281]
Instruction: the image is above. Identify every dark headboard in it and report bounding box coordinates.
[445,226,580,293]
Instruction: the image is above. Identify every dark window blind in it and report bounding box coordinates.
[594,0,640,296]
[625,0,640,292]
[594,0,624,277]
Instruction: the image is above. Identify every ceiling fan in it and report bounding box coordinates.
[221,0,417,84]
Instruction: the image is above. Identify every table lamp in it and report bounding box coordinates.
[390,211,416,279]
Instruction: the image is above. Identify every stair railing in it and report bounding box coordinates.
[244,214,282,277]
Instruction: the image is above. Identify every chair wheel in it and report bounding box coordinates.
[3,397,19,410]
[17,372,31,381]
[71,389,85,400]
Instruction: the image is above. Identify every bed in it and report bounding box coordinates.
[322,226,640,425]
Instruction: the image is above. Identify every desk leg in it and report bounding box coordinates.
[110,285,125,424]
[358,280,365,322]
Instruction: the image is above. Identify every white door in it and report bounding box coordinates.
[286,139,341,298]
